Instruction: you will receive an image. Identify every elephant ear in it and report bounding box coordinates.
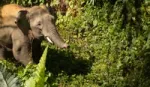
[15,10,28,23]
[15,10,31,35]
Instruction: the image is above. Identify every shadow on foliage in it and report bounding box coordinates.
[45,48,93,75]
[123,48,150,87]
[140,49,150,79]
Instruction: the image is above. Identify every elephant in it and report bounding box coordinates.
[0,4,68,65]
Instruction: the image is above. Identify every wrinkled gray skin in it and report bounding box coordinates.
[0,4,68,65]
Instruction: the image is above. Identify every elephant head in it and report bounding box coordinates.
[15,5,68,48]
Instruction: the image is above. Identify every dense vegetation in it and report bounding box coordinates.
[0,0,150,87]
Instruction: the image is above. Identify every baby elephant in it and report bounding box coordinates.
[0,4,68,65]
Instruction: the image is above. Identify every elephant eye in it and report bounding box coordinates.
[36,21,42,29]
[37,21,41,26]
[37,23,41,26]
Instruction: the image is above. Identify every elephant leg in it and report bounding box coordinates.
[12,41,33,65]
[32,39,42,63]
[12,30,33,65]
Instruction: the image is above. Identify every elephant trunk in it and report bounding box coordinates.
[43,24,68,48]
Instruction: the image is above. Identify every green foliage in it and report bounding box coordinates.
[54,0,150,86]
[0,0,47,6]
[0,61,21,87]
[0,0,150,87]
[24,46,50,87]
[0,47,52,87]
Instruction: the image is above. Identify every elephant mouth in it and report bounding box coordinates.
[45,36,53,44]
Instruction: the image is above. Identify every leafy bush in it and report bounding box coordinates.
[0,0,150,87]
[0,61,21,87]
[53,0,150,86]
[24,46,49,87]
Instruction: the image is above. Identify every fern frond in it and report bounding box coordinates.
[24,45,49,87]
